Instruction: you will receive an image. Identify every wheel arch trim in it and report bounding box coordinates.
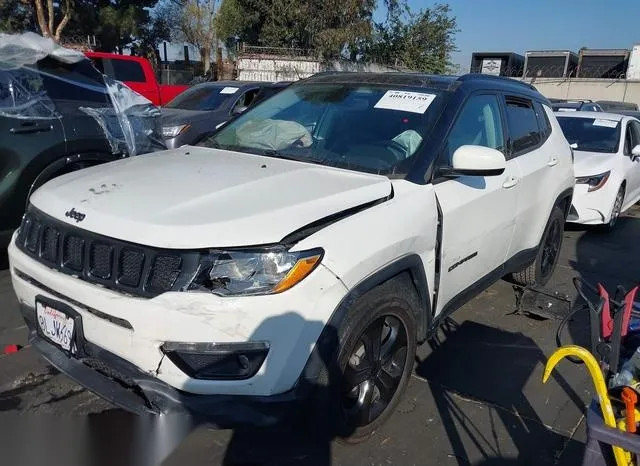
[297,255,431,390]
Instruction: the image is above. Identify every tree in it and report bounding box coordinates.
[216,0,377,59]
[57,0,159,53]
[366,2,458,73]
[401,5,458,73]
[307,0,375,59]
[32,0,74,41]
[175,0,218,74]
[0,0,35,33]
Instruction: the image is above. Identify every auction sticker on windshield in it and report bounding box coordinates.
[220,87,239,94]
[36,301,74,351]
[374,90,437,114]
[593,119,619,128]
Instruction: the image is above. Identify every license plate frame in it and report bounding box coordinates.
[35,295,84,356]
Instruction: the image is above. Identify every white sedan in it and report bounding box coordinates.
[556,111,640,230]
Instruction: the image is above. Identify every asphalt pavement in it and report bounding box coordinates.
[2,206,640,465]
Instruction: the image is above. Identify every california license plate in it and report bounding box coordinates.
[36,301,75,351]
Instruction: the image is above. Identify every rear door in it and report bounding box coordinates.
[0,68,65,228]
[38,59,115,156]
[505,97,554,258]
[433,92,520,315]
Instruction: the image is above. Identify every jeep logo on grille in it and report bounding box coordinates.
[65,208,86,223]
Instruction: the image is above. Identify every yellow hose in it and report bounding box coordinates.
[544,345,631,466]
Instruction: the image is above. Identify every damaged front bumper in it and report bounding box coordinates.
[8,236,348,424]
[20,303,303,426]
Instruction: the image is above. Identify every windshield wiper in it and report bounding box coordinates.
[260,149,311,163]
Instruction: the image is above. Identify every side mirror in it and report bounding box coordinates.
[632,145,640,157]
[450,145,506,176]
[570,143,578,149]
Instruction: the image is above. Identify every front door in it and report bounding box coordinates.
[625,120,640,204]
[433,93,519,315]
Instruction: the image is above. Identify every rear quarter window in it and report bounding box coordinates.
[534,101,552,140]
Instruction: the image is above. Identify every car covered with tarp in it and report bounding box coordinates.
[0,32,166,246]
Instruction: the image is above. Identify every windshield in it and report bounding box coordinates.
[198,83,450,176]
[557,116,620,153]
[165,85,238,110]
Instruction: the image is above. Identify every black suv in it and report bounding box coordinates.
[0,56,164,247]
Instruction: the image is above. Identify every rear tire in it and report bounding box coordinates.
[310,277,418,444]
[511,206,565,286]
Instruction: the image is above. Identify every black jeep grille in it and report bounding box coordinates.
[16,206,199,298]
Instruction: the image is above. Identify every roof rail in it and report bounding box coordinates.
[457,73,537,91]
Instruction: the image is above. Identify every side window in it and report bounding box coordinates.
[444,94,505,165]
[505,97,541,155]
[232,89,259,114]
[35,58,111,107]
[626,121,640,154]
[534,101,552,140]
[89,58,105,74]
[0,68,56,118]
[252,87,280,106]
[107,59,146,83]
[624,122,634,155]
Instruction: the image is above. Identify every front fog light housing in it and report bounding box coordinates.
[161,342,269,380]
[187,247,323,296]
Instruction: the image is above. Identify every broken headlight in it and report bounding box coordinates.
[187,247,323,296]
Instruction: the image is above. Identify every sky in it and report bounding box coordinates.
[389,0,640,72]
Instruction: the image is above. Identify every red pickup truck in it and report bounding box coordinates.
[85,52,189,106]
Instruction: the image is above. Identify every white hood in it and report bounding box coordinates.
[30,147,392,249]
[573,150,615,177]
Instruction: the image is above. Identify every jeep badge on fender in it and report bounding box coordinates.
[65,208,86,223]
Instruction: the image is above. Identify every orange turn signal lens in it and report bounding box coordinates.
[272,254,323,293]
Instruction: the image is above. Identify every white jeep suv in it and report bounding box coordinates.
[8,73,574,441]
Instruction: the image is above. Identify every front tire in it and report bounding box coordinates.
[311,277,418,443]
[511,206,565,286]
[600,186,625,232]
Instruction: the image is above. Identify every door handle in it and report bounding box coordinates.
[502,176,519,189]
[547,157,559,167]
[10,122,53,134]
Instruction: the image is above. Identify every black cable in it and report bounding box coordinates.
[556,303,589,364]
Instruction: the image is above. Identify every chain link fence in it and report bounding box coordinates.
[469,64,633,80]
[158,62,206,85]
[239,44,315,59]
[58,35,101,52]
